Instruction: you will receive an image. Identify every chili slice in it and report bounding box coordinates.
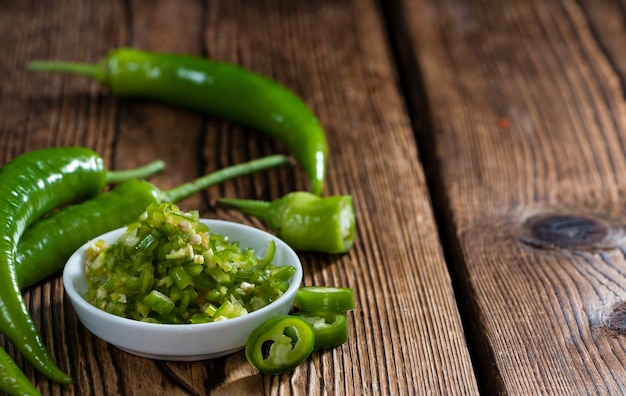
[293,286,355,312]
[292,311,349,350]
[245,315,314,375]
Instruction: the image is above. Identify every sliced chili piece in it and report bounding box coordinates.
[293,311,349,350]
[245,315,315,374]
[293,286,355,312]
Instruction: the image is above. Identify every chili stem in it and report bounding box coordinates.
[162,155,291,203]
[26,60,104,81]
[216,198,273,224]
[105,160,165,184]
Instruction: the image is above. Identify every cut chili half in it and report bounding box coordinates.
[293,286,355,312]
[293,311,349,350]
[245,315,315,375]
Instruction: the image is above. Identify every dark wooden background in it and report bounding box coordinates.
[2,0,626,394]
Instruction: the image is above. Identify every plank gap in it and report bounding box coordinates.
[378,1,502,394]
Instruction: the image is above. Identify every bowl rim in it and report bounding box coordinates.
[62,218,303,331]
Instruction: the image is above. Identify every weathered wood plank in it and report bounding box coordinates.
[578,0,626,96]
[390,0,626,393]
[0,0,478,394]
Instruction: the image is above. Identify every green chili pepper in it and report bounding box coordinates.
[0,346,41,396]
[245,315,315,375]
[216,192,356,253]
[27,47,328,195]
[16,155,291,290]
[294,286,355,312]
[292,311,349,350]
[0,147,164,384]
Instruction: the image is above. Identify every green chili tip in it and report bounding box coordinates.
[0,346,41,396]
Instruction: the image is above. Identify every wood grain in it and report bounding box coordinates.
[0,0,478,395]
[390,0,626,393]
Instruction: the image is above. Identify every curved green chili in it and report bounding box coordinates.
[217,192,356,253]
[0,147,163,385]
[27,48,328,195]
[0,147,110,384]
[16,155,291,289]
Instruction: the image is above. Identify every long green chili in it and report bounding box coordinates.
[0,148,162,393]
[0,147,111,384]
[27,48,328,195]
[0,147,163,386]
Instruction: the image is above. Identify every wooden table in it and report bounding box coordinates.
[1,0,626,394]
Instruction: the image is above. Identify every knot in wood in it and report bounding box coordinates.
[529,215,609,248]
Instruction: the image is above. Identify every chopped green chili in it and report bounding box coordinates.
[84,202,295,324]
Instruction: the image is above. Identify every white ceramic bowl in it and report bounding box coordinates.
[63,219,303,361]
